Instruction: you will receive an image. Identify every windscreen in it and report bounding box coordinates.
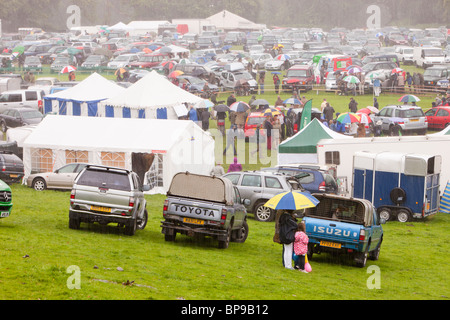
[77,168,131,191]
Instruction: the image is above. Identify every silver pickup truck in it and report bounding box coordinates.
[69,165,149,236]
[161,172,250,249]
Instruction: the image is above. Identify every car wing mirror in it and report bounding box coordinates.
[242,199,251,206]
[142,185,151,192]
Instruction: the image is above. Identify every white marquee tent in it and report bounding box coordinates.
[22,115,215,194]
[98,70,205,119]
[43,73,125,117]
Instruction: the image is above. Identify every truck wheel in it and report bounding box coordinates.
[69,212,80,230]
[124,218,137,236]
[254,202,274,222]
[218,228,231,249]
[137,209,148,230]
[378,207,392,221]
[397,209,411,223]
[355,247,368,268]
[369,243,381,261]
[231,220,249,243]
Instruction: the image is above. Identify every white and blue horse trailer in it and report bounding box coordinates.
[352,151,441,222]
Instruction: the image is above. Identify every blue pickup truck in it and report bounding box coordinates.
[302,194,385,267]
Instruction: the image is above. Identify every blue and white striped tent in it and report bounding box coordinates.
[43,73,125,117]
[439,181,450,213]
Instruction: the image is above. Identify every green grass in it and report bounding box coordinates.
[0,184,449,300]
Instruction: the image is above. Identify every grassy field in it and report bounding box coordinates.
[0,184,449,300]
[1,62,448,301]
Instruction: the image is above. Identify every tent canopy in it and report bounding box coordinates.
[279,118,352,154]
[100,70,204,109]
[23,115,197,153]
[44,73,125,103]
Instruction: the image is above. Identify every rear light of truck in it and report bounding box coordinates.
[163,199,168,217]
[220,208,227,225]
[359,229,366,241]
[70,189,75,205]
[128,196,135,214]
[38,100,43,113]
[319,181,326,192]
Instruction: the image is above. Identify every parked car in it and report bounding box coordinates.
[69,165,150,235]
[50,56,72,73]
[261,165,338,195]
[23,43,53,57]
[127,53,170,69]
[425,106,450,130]
[244,112,266,139]
[26,163,88,191]
[373,105,428,135]
[177,75,218,94]
[303,193,385,267]
[80,55,109,70]
[23,56,42,72]
[222,171,297,222]
[250,52,272,69]
[282,65,315,92]
[107,53,140,69]
[0,179,13,219]
[0,107,43,132]
[0,89,45,113]
[0,151,24,183]
[161,172,249,249]
[264,55,291,71]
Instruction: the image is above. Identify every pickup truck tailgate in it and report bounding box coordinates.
[303,217,362,248]
[166,197,222,222]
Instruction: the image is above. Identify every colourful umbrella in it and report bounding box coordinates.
[115,67,128,76]
[283,97,302,105]
[162,60,177,70]
[264,191,319,210]
[358,106,379,114]
[343,75,360,84]
[263,108,281,117]
[230,101,250,112]
[12,45,25,54]
[391,67,403,74]
[356,112,372,124]
[337,112,361,124]
[60,65,76,74]
[168,70,184,78]
[398,94,420,103]
[347,65,363,74]
[275,54,290,61]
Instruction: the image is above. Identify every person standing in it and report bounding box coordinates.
[264,115,273,151]
[273,73,280,94]
[227,157,242,172]
[200,108,210,131]
[210,162,225,177]
[216,111,226,135]
[349,97,358,113]
[275,210,298,269]
[258,71,265,94]
[293,222,309,272]
[323,102,335,123]
[373,78,381,97]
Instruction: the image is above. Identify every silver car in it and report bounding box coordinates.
[222,171,296,222]
[69,165,149,235]
[27,163,88,191]
[374,105,428,135]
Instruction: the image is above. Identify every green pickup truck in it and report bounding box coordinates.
[0,179,13,219]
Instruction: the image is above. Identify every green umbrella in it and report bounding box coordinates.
[12,45,25,54]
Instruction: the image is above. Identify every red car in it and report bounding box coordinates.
[127,53,170,69]
[425,106,450,130]
[244,112,266,139]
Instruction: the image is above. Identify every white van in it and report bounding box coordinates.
[395,46,414,65]
[413,47,445,68]
[0,89,45,113]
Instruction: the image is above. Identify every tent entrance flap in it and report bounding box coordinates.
[131,153,155,185]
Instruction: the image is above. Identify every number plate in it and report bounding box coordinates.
[409,119,418,122]
[9,174,18,178]
[90,206,111,213]
[1,211,10,218]
[320,241,341,249]
[183,217,204,225]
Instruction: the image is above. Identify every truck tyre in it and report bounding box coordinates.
[124,218,137,236]
[369,241,382,261]
[137,209,148,230]
[218,228,231,249]
[397,209,411,223]
[254,202,274,222]
[231,220,249,243]
[378,207,392,221]
[355,247,368,268]
[69,211,80,230]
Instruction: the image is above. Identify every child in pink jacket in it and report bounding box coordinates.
[294,222,309,272]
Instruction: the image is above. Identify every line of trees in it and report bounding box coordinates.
[1,0,449,33]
